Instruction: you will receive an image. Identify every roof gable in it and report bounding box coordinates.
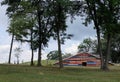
[63,53,100,61]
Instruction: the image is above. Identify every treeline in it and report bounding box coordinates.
[1,0,120,71]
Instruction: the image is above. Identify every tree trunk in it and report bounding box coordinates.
[37,2,42,66]
[37,43,42,66]
[30,29,34,66]
[57,3,63,68]
[57,28,63,68]
[103,33,111,71]
[96,27,104,70]
[30,48,34,66]
[86,0,104,70]
[8,34,14,64]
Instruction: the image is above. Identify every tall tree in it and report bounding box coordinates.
[3,0,55,66]
[30,0,56,66]
[79,0,104,70]
[96,0,120,70]
[8,14,36,65]
[1,0,21,64]
[51,0,72,68]
[81,0,120,70]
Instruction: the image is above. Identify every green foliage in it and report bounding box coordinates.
[48,0,73,44]
[83,0,120,34]
[2,0,75,67]
[47,50,60,60]
[47,51,72,60]
[4,0,55,49]
[48,0,73,68]
[62,53,72,59]
[81,0,120,70]
[111,34,120,63]
[78,38,97,53]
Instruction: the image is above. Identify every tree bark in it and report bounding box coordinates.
[8,34,14,64]
[30,28,34,66]
[57,28,63,68]
[37,1,42,66]
[96,27,104,70]
[103,33,111,71]
[57,3,63,68]
[30,47,34,66]
[37,43,42,66]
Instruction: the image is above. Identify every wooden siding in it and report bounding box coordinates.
[55,53,101,66]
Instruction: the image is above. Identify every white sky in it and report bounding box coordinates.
[0,1,96,63]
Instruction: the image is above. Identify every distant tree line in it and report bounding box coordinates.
[1,0,120,71]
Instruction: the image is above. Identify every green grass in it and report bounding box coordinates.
[0,64,120,82]
[22,60,57,66]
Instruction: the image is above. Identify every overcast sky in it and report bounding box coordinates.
[0,1,96,63]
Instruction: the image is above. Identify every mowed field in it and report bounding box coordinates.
[0,64,120,82]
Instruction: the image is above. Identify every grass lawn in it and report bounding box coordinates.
[22,60,57,66]
[0,64,120,82]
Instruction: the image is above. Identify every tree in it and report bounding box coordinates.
[98,0,120,70]
[6,0,37,65]
[2,0,54,66]
[78,0,120,71]
[32,0,56,66]
[77,0,104,70]
[47,51,72,60]
[78,38,94,53]
[1,0,22,64]
[14,47,23,64]
[50,0,73,68]
[47,50,60,60]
